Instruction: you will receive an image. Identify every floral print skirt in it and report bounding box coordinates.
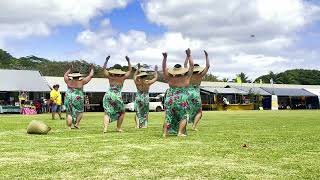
[134,90,149,128]
[103,86,125,122]
[187,85,202,123]
[164,87,190,134]
[64,88,84,125]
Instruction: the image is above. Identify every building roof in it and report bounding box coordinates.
[232,86,271,96]
[261,87,317,97]
[0,70,50,92]
[303,88,320,97]
[201,87,248,95]
[200,81,320,89]
[44,76,169,93]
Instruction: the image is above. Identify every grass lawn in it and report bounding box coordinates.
[0,110,320,179]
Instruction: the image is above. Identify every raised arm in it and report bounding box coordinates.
[200,50,210,76]
[82,64,94,85]
[103,56,110,78]
[162,52,169,80]
[64,63,72,83]
[133,63,141,82]
[186,48,194,77]
[184,55,188,68]
[124,56,132,79]
[147,65,158,85]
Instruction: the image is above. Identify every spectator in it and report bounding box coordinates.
[50,84,64,120]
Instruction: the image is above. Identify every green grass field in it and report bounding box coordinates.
[0,111,320,179]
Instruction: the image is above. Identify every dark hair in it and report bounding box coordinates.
[174,64,182,68]
[194,64,200,67]
[113,64,122,69]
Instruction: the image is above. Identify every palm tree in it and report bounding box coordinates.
[203,73,219,82]
[235,72,249,83]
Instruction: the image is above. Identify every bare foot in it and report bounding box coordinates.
[141,126,147,129]
[178,133,187,137]
[116,128,123,133]
[162,133,167,138]
[135,126,139,129]
[103,128,107,133]
[192,127,198,131]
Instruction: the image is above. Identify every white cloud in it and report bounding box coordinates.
[2,0,319,79]
[75,0,320,79]
[0,0,131,41]
[142,0,319,41]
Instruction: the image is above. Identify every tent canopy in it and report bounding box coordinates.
[44,76,169,93]
[262,87,317,97]
[0,70,50,92]
[201,86,248,95]
[232,86,271,96]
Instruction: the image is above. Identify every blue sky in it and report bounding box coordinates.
[1,0,320,78]
[6,0,166,60]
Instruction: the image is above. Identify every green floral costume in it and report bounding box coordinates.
[134,89,149,128]
[164,87,190,134]
[103,84,125,122]
[64,88,84,125]
[187,85,202,123]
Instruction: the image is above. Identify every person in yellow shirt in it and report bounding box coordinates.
[50,84,63,120]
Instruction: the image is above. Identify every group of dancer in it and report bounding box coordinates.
[63,48,210,136]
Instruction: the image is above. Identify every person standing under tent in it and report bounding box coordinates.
[102,55,132,133]
[64,64,94,129]
[162,49,194,137]
[50,84,64,120]
[184,50,210,131]
[133,63,158,128]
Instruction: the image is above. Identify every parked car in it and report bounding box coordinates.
[125,96,164,112]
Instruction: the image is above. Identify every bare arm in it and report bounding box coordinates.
[200,50,210,76]
[124,56,132,79]
[147,65,158,85]
[82,64,94,85]
[103,56,110,78]
[186,49,194,77]
[64,64,72,83]
[133,63,140,81]
[162,52,169,80]
[184,56,188,68]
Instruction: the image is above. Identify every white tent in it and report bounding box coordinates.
[0,70,50,92]
[44,76,169,93]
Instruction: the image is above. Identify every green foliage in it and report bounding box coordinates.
[234,72,249,83]
[203,73,219,82]
[255,69,320,85]
[0,49,106,77]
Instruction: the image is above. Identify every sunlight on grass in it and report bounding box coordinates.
[0,111,320,179]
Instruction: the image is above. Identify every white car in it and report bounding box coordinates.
[125,97,164,112]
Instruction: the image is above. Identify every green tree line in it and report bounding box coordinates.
[2,49,320,84]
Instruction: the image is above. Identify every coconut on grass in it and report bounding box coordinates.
[27,120,51,135]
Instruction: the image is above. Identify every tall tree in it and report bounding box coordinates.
[203,73,219,82]
[235,72,249,83]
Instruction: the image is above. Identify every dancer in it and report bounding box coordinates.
[103,55,132,133]
[184,50,210,131]
[162,49,194,137]
[64,64,94,129]
[133,63,158,128]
